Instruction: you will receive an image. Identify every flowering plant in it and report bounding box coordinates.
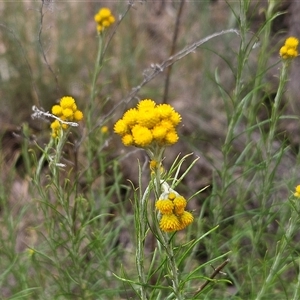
[6,2,300,299]
[113,98,201,298]
[94,8,115,32]
[279,36,299,60]
[50,96,83,138]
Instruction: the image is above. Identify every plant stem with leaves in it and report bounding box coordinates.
[256,196,300,300]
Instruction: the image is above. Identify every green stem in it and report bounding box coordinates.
[89,33,104,116]
[51,131,66,197]
[164,235,184,300]
[247,0,277,131]
[136,188,149,300]
[217,0,248,225]
[35,138,54,182]
[292,259,300,300]
[255,199,299,300]
[151,152,184,300]
[266,62,288,156]
[255,61,289,240]
[86,33,104,185]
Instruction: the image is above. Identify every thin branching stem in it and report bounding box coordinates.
[194,259,230,297]
[95,28,240,130]
[163,0,185,104]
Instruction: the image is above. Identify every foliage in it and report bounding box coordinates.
[0,1,300,299]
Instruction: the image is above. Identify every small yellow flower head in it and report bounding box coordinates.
[159,214,181,232]
[72,103,77,112]
[152,125,167,141]
[50,96,83,137]
[279,36,299,60]
[173,196,187,215]
[101,126,109,134]
[52,105,63,116]
[138,109,160,128]
[60,96,75,109]
[287,48,298,57]
[279,46,288,57]
[132,125,153,147]
[62,108,73,118]
[156,199,174,214]
[177,211,194,230]
[51,119,60,130]
[94,8,115,32]
[164,130,179,145]
[74,110,83,121]
[137,99,156,110]
[62,123,69,130]
[114,99,181,148]
[157,104,174,118]
[285,37,299,48]
[122,108,139,127]
[122,134,134,146]
[114,119,129,135]
[294,185,300,198]
[160,120,174,131]
[169,111,182,126]
[50,120,61,138]
[168,192,176,201]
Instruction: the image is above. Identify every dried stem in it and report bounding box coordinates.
[194,259,230,297]
[163,0,185,104]
[96,28,239,130]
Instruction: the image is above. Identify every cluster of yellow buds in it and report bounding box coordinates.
[114,99,181,148]
[279,36,299,59]
[155,189,193,232]
[94,8,115,32]
[50,96,83,138]
[150,160,165,175]
[294,185,300,198]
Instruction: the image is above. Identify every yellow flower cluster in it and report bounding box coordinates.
[50,96,83,138]
[294,185,300,198]
[114,99,181,148]
[279,37,299,59]
[94,8,115,32]
[156,191,193,232]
